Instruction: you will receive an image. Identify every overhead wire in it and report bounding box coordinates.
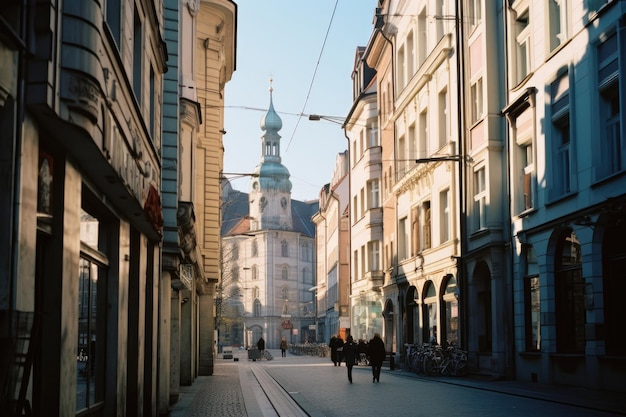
[285,0,339,152]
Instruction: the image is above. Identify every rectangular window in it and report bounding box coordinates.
[419,109,428,159]
[149,66,155,139]
[398,134,407,178]
[353,250,359,280]
[398,217,409,261]
[551,72,572,195]
[367,179,380,209]
[596,33,622,179]
[418,9,427,65]
[407,30,415,78]
[524,248,541,351]
[360,187,365,217]
[368,241,380,272]
[468,0,482,31]
[438,89,448,149]
[440,189,450,243]
[548,0,567,52]
[470,78,484,125]
[422,201,431,250]
[523,144,534,210]
[398,44,406,89]
[361,245,366,276]
[133,7,143,103]
[411,206,420,256]
[368,119,379,147]
[474,167,487,230]
[106,0,122,48]
[515,10,530,84]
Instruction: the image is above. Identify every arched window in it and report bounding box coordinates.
[254,299,262,317]
[251,265,258,280]
[555,229,584,354]
[282,265,288,280]
[252,240,258,257]
[281,240,288,257]
[443,275,459,346]
[253,286,260,299]
[281,286,288,299]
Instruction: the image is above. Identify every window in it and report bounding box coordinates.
[555,230,585,354]
[398,134,407,178]
[251,265,258,280]
[133,6,143,103]
[254,299,262,317]
[253,286,260,298]
[548,0,568,52]
[473,167,487,230]
[360,187,365,217]
[422,201,432,250]
[418,109,428,159]
[398,217,409,261]
[149,65,155,138]
[361,246,366,277]
[440,189,450,243]
[281,265,288,280]
[523,143,534,210]
[418,9,427,65]
[252,240,258,257]
[367,179,380,209]
[470,78,484,125]
[281,240,288,257]
[106,0,122,48]
[443,276,459,346]
[550,72,572,196]
[77,208,109,411]
[438,88,448,149]
[353,250,359,280]
[410,206,420,256]
[367,241,380,272]
[424,284,437,343]
[398,44,406,89]
[367,119,379,147]
[407,30,415,78]
[435,0,444,41]
[515,9,530,84]
[524,249,540,351]
[281,287,288,300]
[596,33,622,179]
[468,0,482,32]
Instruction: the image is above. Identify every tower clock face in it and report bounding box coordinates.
[281,197,287,210]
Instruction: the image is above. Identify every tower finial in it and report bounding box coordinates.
[269,76,273,93]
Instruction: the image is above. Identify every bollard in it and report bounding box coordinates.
[389,352,395,370]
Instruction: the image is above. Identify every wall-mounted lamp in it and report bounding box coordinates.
[182,297,189,304]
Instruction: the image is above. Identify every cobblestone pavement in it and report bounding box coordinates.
[168,359,247,417]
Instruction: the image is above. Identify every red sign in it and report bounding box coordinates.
[281,320,292,329]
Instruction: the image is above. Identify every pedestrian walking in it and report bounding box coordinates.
[280,337,287,357]
[343,335,358,383]
[368,333,385,382]
[257,336,265,360]
[329,334,344,366]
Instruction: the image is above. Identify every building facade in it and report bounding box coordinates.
[220,86,318,350]
[503,0,626,390]
[312,152,350,344]
[1,1,166,415]
[344,47,383,344]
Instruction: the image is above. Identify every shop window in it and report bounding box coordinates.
[555,230,585,354]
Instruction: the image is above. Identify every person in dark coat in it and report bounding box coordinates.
[257,336,265,360]
[329,335,337,365]
[368,333,385,382]
[343,335,358,383]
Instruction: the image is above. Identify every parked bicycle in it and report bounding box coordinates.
[404,341,467,377]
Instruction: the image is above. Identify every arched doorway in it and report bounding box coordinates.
[422,281,437,343]
[405,286,419,345]
[441,275,459,346]
[383,299,394,352]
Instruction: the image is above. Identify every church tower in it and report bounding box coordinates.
[249,80,293,230]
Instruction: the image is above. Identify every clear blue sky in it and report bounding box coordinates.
[223,0,378,201]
